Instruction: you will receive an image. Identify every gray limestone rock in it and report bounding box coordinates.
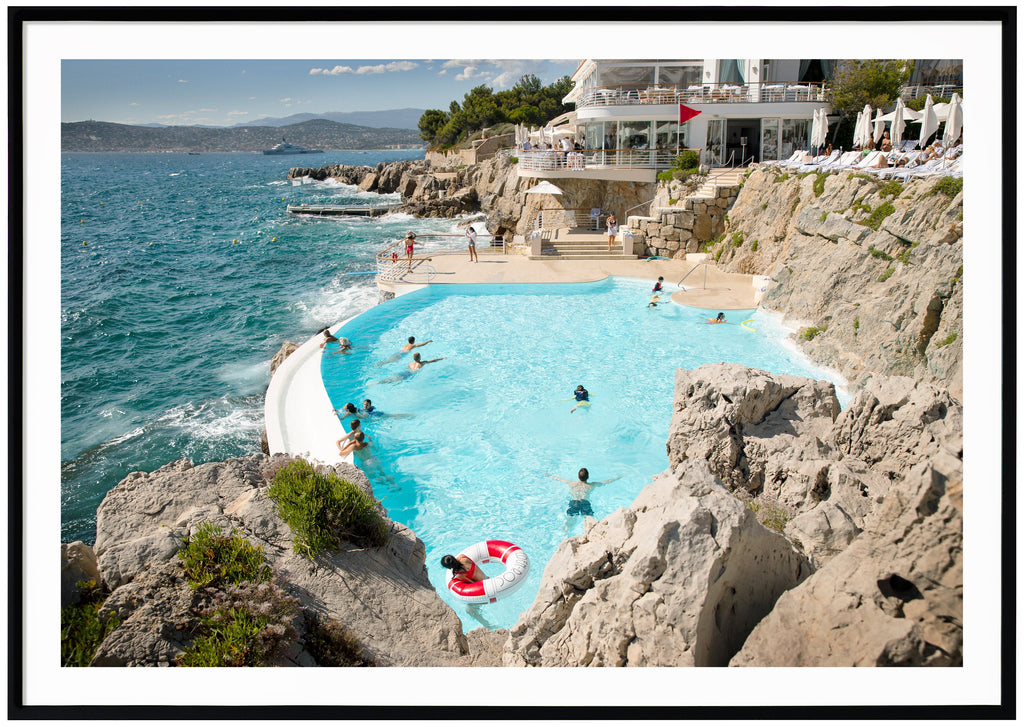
[504,462,810,667]
[61,541,101,607]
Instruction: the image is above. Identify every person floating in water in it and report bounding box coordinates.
[375,336,433,366]
[648,294,662,308]
[706,312,727,324]
[570,384,590,413]
[440,553,485,583]
[546,468,622,525]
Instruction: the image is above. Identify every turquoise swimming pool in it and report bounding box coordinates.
[322,277,845,630]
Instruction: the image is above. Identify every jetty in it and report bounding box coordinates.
[286,203,401,217]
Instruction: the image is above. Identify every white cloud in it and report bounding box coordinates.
[227,110,248,117]
[439,59,569,88]
[455,65,488,82]
[177,79,188,84]
[310,61,417,76]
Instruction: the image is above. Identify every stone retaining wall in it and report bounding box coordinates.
[628,185,741,259]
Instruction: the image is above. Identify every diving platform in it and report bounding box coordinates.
[287,203,401,217]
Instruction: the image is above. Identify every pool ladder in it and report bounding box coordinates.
[677,263,709,290]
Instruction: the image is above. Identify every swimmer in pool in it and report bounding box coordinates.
[569,384,590,413]
[440,554,485,583]
[320,328,353,353]
[706,312,727,324]
[375,336,433,366]
[648,294,662,308]
[652,276,664,293]
[332,402,359,421]
[335,418,364,451]
[545,468,622,525]
[369,352,445,385]
[359,399,413,419]
[337,431,369,458]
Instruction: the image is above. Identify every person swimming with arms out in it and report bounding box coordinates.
[705,312,727,324]
[440,553,485,583]
[545,467,622,529]
[375,336,434,366]
[332,402,360,421]
[569,384,590,413]
[369,352,446,385]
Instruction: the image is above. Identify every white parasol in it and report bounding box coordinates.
[815,108,830,148]
[872,107,886,144]
[524,181,564,195]
[858,104,874,148]
[918,94,939,148]
[852,110,864,148]
[942,92,963,147]
[890,97,907,148]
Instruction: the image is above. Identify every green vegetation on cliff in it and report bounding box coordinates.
[419,74,573,149]
[61,580,120,667]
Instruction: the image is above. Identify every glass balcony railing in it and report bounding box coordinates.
[517,148,692,172]
[574,82,828,109]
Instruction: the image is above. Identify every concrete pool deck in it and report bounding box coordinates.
[265,251,765,466]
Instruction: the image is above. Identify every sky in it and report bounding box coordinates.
[61,59,581,126]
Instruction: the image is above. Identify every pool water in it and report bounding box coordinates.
[322,277,845,630]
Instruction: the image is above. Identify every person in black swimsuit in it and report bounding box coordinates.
[546,468,622,521]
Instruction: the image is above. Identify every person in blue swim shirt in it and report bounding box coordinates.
[570,384,590,413]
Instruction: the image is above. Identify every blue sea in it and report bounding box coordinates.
[60,150,439,544]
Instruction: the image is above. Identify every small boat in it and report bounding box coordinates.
[263,137,324,156]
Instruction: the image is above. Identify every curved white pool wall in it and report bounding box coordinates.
[264,326,352,465]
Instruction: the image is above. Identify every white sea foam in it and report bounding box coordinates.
[157,396,264,440]
[308,278,378,328]
[216,359,272,392]
[107,426,145,446]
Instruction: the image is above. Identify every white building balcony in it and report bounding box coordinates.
[574,81,828,110]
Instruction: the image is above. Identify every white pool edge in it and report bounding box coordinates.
[265,326,353,466]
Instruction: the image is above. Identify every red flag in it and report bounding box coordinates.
[678,104,701,124]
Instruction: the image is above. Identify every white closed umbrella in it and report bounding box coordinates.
[809,109,821,150]
[852,110,864,148]
[890,97,907,148]
[942,92,963,147]
[872,107,886,144]
[918,94,939,148]
[859,104,873,148]
[816,108,829,148]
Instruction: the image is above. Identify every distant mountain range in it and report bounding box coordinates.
[234,108,425,130]
[61,118,425,153]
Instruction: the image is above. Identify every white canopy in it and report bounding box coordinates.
[890,98,909,148]
[524,181,564,195]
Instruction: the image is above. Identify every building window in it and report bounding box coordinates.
[656,65,702,86]
[617,120,651,150]
[600,65,655,88]
[798,60,836,83]
[781,118,811,159]
[719,60,745,84]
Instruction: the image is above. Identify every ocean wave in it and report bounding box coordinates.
[156,395,265,441]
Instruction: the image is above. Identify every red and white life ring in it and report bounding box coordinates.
[445,540,530,605]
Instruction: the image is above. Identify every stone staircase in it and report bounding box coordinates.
[528,228,636,260]
[691,167,747,199]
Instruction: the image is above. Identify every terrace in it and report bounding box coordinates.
[575,81,828,109]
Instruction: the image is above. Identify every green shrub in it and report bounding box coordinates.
[878,266,895,282]
[178,522,271,589]
[61,581,119,667]
[930,176,963,198]
[672,167,699,183]
[714,245,724,262]
[657,170,673,182]
[878,179,904,199]
[178,582,299,667]
[791,196,801,213]
[509,156,518,164]
[867,245,894,261]
[777,172,790,181]
[750,240,758,252]
[731,231,745,247]
[760,202,768,210]
[675,149,700,169]
[799,326,825,341]
[861,202,895,230]
[895,247,912,265]
[951,265,963,285]
[853,316,859,331]
[820,211,829,222]
[813,173,827,197]
[303,612,372,666]
[935,333,958,347]
[269,461,389,558]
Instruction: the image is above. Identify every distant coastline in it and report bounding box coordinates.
[61,118,424,154]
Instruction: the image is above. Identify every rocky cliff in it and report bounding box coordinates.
[713,167,963,399]
[502,364,962,667]
[77,453,503,667]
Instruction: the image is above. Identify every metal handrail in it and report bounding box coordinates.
[575,81,829,110]
[677,263,709,290]
[624,197,657,218]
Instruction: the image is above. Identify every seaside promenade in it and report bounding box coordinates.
[266,249,762,469]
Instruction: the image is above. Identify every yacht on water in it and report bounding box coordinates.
[262,137,324,156]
